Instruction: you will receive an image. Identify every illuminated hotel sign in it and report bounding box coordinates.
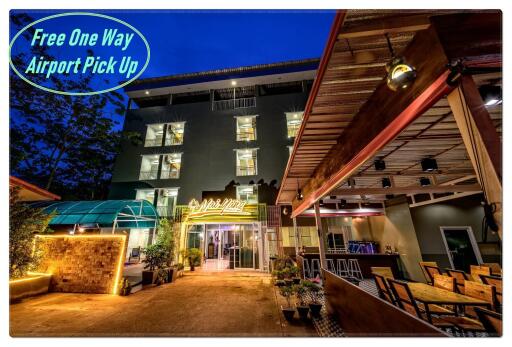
[187,198,250,217]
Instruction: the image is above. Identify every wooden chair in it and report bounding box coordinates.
[373,273,396,305]
[474,307,502,336]
[463,280,497,318]
[371,266,394,279]
[482,263,502,277]
[419,261,438,284]
[479,275,502,311]
[433,274,456,292]
[470,265,491,283]
[386,279,455,330]
[445,268,470,294]
[423,265,443,285]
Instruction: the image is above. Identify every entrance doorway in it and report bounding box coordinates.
[440,226,483,272]
[187,223,261,271]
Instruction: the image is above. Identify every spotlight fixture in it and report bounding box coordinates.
[382,177,392,188]
[479,84,502,106]
[296,188,303,201]
[421,158,438,172]
[339,199,347,207]
[348,178,356,188]
[374,159,386,171]
[385,34,416,92]
[319,199,325,207]
[420,177,431,187]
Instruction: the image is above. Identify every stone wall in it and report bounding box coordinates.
[35,235,126,294]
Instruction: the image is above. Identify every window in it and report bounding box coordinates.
[144,124,165,147]
[136,189,155,203]
[156,188,178,217]
[236,149,257,176]
[236,116,257,141]
[139,155,160,180]
[236,185,258,204]
[286,111,304,138]
[165,122,185,146]
[160,153,182,179]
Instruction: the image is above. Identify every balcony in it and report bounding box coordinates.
[144,138,163,147]
[236,166,257,176]
[212,97,256,111]
[160,170,180,179]
[156,206,174,217]
[139,170,159,180]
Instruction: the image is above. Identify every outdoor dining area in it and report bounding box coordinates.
[371,262,502,336]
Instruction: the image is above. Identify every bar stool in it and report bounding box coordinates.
[327,258,337,274]
[348,259,363,280]
[302,258,312,279]
[337,259,349,277]
[310,259,321,278]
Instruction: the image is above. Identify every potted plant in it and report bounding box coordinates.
[142,243,168,285]
[119,277,132,296]
[294,284,310,320]
[283,267,294,286]
[279,285,296,321]
[176,263,185,278]
[182,248,202,271]
[303,280,323,317]
[271,269,286,286]
[289,265,301,284]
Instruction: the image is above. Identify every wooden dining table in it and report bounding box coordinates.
[408,282,490,311]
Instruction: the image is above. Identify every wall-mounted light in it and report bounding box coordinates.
[421,158,438,172]
[374,159,386,171]
[382,177,392,188]
[420,177,431,187]
[479,84,502,106]
[385,34,416,92]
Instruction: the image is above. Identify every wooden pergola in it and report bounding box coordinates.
[276,10,502,247]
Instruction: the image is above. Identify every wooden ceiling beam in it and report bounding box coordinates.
[338,14,431,39]
[331,184,482,196]
[289,24,453,217]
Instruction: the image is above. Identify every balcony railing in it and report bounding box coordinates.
[144,138,164,147]
[164,136,184,146]
[139,170,159,180]
[160,170,180,179]
[236,166,257,176]
[156,206,174,217]
[212,97,256,111]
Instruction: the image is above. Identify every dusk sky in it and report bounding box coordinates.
[10,10,334,81]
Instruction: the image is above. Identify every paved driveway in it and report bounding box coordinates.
[10,271,317,337]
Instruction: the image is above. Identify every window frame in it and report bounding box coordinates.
[235,148,258,176]
[235,115,258,142]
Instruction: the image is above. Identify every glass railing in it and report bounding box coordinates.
[160,169,180,179]
[139,170,159,180]
[236,166,256,176]
[144,137,164,147]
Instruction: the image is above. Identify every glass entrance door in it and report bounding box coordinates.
[233,224,255,269]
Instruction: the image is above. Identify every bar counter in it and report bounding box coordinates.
[298,253,401,278]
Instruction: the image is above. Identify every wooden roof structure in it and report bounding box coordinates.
[276,10,502,218]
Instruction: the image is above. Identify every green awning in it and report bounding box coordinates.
[29,200,159,229]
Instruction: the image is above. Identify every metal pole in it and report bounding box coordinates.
[314,202,327,271]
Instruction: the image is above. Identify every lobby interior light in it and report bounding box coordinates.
[478,84,502,106]
[421,158,438,172]
[420,177,431,187]
[384,34,416,92]
[381,177,392,188]
[374,159,386,171]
